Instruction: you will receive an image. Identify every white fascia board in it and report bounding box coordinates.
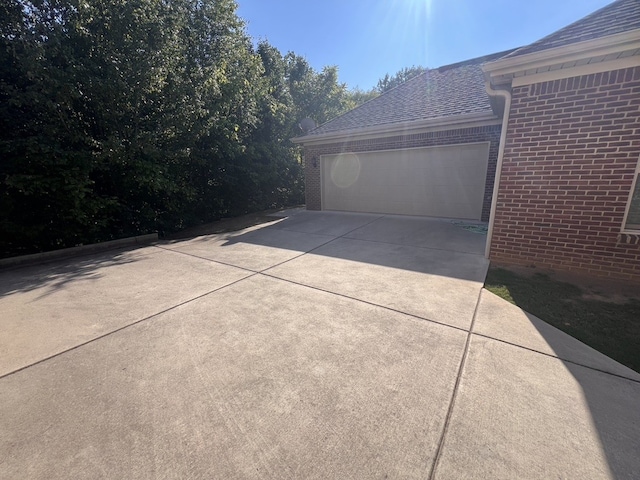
[483,30,640,83]
[511,55,640,87]
[290,111,501,146]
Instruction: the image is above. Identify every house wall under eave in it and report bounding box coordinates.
[302,124,502,222]
[490,66,640,281]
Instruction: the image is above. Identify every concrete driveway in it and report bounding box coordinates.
[1,210,639,479]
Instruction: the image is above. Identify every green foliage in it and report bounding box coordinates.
[284,53,353,127]
[376,65,427,93]
[1,0,354,257]
[345,87,379,109]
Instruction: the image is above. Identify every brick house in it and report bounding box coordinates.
[483,0,640,280]
[292,50,513,222]
[293,0,640,282]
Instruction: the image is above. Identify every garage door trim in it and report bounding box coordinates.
[320,141,491,219]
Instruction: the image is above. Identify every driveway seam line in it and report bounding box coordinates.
[258,215,386,275]
[428,288,483,480]
[0,272,260,380]
[155,220,483,339]
[0,215,387,380]
[267,214,387,239]
[155,215,386,276]
[156,243,318,278]
[261,227,338,238]
[157,218,471,339]
[471,332,640,384]
[339,234,485,256]
[260,272,469,334]
[152,245,259,274]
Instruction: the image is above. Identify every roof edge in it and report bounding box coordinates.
[437,47,521,72]
[303,70,428,137]
[483,29,640,83]
[302,49,521,139]
[503,0,631,59]
[291,111,500,145]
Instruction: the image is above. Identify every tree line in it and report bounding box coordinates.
[0,0,423,257]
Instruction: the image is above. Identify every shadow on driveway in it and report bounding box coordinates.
[0,248,140,300]
[217,211,489,282]
[440,289,640,479]
[4,209,637,478]
[528,311,640,479]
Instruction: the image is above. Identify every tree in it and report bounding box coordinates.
[345,87,379,110]
[376,65,428,93]
[0,1,360,257]
[243,42,303,210]
[285,53,353,128]
[0,0,264,254]
[0,0,111,254]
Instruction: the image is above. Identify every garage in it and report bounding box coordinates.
[321,142,490,220]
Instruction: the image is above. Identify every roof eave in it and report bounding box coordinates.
[483,29,640,85]
[290,111,500,146]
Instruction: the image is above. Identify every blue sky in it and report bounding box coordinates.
[236,0,613,91]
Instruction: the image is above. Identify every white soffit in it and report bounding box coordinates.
[483,30,640,86]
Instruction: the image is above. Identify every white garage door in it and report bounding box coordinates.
[321,142,490,220]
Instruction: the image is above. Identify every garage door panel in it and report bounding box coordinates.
[322,143,490,220]
[428,185,477,198]
[391,168,414,187]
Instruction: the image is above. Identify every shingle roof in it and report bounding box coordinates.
[505,0,640,58]
[304,50,516,137]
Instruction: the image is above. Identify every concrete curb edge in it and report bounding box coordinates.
[0,233,159,269]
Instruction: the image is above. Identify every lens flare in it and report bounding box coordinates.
[330,153,361,189]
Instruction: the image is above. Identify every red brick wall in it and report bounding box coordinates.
[491,67,640,281]
[303,125,501,222]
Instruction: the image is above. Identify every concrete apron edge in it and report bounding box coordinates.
[0,233,159,270]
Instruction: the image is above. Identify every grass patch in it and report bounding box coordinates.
[485,267,640,373]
